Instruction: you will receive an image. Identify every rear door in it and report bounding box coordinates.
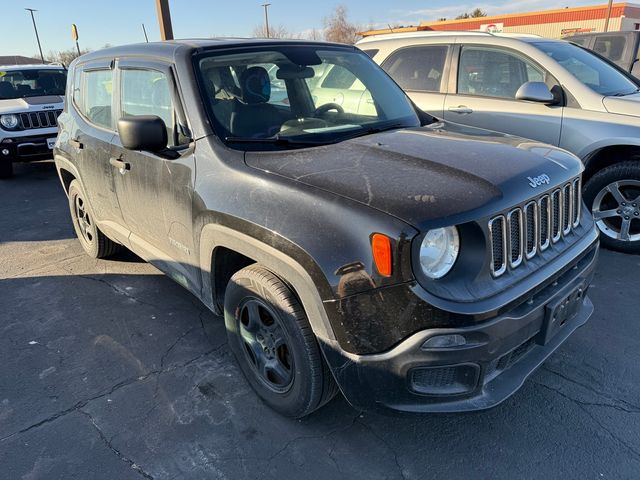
[110,59,199,290]
[71,60,125,231]
[443,45,563,146]
[380,44,450,118]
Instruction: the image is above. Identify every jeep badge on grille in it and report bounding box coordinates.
[527,174,550,188]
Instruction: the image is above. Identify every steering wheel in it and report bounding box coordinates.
[314,102,344,116]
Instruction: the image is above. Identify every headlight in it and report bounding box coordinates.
[0,114,19,130]
[419,227,460,279]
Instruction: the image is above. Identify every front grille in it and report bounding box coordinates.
[489,177,582,278]
[19,110,62,130]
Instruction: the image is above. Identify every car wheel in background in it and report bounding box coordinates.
[68,180,121,258]
[224,265,338,418]
[584,161,640,254]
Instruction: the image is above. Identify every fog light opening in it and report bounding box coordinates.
[421,334,467,350]
[1,149,10,156]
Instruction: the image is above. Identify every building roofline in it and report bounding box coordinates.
[419,2,638,27]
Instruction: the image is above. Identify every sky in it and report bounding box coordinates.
[5,0,602,57]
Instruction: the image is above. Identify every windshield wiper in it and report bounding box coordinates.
[612,88,640,97]
[225,135,327,146]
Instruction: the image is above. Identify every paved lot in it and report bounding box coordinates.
[1,161,639,480]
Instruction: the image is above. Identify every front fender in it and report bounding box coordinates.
[198,223,338,343]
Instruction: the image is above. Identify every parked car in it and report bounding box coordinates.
[569,30,640,79]
[55,39,598,417]
[0,63,67,178]
[359,32,640,253]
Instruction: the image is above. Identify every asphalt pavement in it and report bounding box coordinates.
[1,161,639,479]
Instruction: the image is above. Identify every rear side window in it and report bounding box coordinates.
[82,69,113,129]
[120,69,174,145]
[382,46,448,92]
[361,48,379,58]
[321,65,358,89]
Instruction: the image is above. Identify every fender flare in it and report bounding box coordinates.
[53,154,83,194]
[579,138,640,164]
[198,224,337,344]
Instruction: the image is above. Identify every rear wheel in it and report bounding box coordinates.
[0,161,13,179]
[224,265,338,418]
[68,180,121,258]
[584,161,640,254]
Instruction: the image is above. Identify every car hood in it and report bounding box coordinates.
[245,122,583,230]
[0,95,64,114]
[602,92,640,117]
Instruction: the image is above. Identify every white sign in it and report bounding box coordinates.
[480,22,504,33]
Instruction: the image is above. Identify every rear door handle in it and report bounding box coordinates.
[448,106,473,114]
[69,138,84,149]
[109,157,131,173]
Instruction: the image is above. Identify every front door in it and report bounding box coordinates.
[443,45,563,146]
[109,60,199,291]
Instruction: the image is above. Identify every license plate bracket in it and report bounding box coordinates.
[538,285,584,345]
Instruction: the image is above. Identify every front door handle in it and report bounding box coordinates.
[109,157,131,174]
[448,105,473,114]
[69,138,84,149]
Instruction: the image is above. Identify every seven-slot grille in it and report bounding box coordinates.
[18,110,62,130]
[489,178,581,277]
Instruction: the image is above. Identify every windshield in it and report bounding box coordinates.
[195,46,421,149]
[0,69,67,100]
[533,41,638,96]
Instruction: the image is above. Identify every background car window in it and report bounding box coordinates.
[82,69,113,129]
[458,47,544,99]
[0,69,66,99]
[121,69,174,145]
[382,46,447,92]
[593,35,627,62]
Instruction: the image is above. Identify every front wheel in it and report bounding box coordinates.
[224,265,338,418]
[584,161,640,254]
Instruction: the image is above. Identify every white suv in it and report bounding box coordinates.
[0,64,67,178]
[359,32,640,253]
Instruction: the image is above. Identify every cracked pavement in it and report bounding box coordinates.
[1,161,639,479]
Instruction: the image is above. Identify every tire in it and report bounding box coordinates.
[583,160,640,254]
[224,265,338,418]
[0,161,13,179]
[68,180,121,258]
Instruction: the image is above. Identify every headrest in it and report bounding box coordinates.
[239,66,271,104]
[0,82,15,97]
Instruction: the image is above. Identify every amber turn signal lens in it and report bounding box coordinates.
[371,233,392,277]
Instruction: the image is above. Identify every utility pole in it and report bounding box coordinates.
[261,3,271,38]
[25,8,44,63]
[604,0,614,32]
[155,0,174,41]
[142,23,149,42]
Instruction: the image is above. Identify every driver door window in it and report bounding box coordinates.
[457,47,544,99]
[120,69,175,146]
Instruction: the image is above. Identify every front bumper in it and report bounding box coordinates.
[321,238,598,414]
[0,131,57,163]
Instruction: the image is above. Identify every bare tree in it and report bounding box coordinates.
[252,23,296,39]
[455,9,487,19]
[323,5,362,44]
[303,28,324,41]
[45,47,90,66]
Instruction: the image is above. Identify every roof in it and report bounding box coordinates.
[0,55,47,66]
[0,63,65,71]
[357,31,543,45]
[77,38,354,63]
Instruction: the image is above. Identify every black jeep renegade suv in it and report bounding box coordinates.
[54,39,599,417]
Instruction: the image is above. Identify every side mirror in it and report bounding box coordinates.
[117,115,167,152]
[515,81,556,104]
